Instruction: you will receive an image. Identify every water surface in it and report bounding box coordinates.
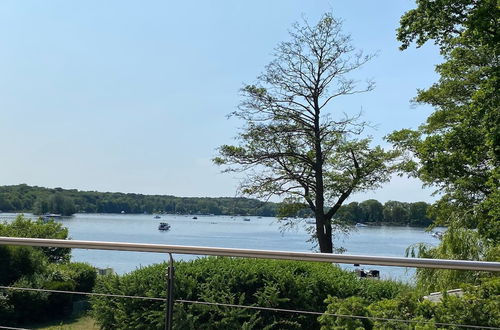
[3,213,440,281]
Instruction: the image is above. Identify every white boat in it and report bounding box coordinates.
[42,214,62,221]
[355,223,367,227]
[158,222,171,231]
[432,231,443,239]
[305,218,315,224]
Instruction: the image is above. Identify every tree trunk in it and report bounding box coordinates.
[313,94,333,253]
[316,213,333,253]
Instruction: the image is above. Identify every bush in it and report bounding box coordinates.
[318,296,371,329]
[0,245,47,285]
[0,214,70,262]
[0,216,93,327]
[3,268,93,325]
[320,277,500,329]
[92,257,407,329]
[48,262,97,293]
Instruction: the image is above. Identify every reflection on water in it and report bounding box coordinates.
[3,213,439,281]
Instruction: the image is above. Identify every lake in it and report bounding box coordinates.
[2,213,440,281]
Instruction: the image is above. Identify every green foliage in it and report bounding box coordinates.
[406,227,498,292]
[215,13,402,252]
[0,184,278,216]
[334,200,433,226]
[92,257,407,329]
[0,245,47,285]
[46,262,97,293]
[320,278,500,329]
[319,296,371,329]
[0,214,70,262]
[0,216,96,326]
[1,262,97,326]
[387,0,499,294]
[388,0,499,241]
[34,193,76,216]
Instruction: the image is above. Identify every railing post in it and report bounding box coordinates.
[165,253,175,330]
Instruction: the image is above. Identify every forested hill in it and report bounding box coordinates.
[0,184,277,217]
[0,184,434,226]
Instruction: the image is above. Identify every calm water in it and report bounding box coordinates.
[3,213,440,281]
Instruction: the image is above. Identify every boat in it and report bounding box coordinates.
[192,216,198,219]
[158,222,171,231]
[432,231,443,239]
[355,223,367,227]
[243,218,251,221]
[42,214,62,221]
[154,215,161,219]
[305,218,315,225]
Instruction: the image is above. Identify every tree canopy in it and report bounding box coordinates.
[387,0,499,242]
[215,14,400,252]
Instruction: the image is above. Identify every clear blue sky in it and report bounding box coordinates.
[0,1,442,202]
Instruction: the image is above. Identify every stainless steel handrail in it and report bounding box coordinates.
[1,236,499,271]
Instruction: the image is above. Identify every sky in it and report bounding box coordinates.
[0,1,443,203]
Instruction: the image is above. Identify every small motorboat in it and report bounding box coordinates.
[355,223,367,227]
[42,214,62,222]
[432,231,443,239]
[158,222,171,231]
[192,216,198,219]
[154,215,161,219]
[243,218,251,221]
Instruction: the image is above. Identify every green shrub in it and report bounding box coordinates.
[318,296,371,329]
[320,277,500,330]
[92,257,407,329]
[48,262,97,293]
[8,275,51,324]
[0,214,70,263]
[0,245,47,285]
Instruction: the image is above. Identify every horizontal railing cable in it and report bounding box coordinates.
[0,285,166,301]
[1,285,498,329]
[176,299,500,329]
[1,237,499,271]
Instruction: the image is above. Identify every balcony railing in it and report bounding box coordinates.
[1,236,499,330]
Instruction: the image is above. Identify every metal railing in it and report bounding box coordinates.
[0,236,499,330]
[1,236,499,271]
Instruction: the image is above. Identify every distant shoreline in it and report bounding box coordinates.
[1,212,431,228]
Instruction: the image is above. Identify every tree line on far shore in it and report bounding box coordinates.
[0,184,433,226]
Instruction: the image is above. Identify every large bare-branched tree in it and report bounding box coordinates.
[214,14,399,253]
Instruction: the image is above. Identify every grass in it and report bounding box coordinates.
[29,313,99,330]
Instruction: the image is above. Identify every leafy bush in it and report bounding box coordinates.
[318,296,371,329]
[406,227,499,292]
[0,245,47,285]
[47,262,97,292]
[0,215,97,326]
[0,214,70,262]
[2,264,96,325]
[92,257,407,329]
[320,277,500,329]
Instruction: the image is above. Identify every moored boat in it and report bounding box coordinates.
[158,222,171,231]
